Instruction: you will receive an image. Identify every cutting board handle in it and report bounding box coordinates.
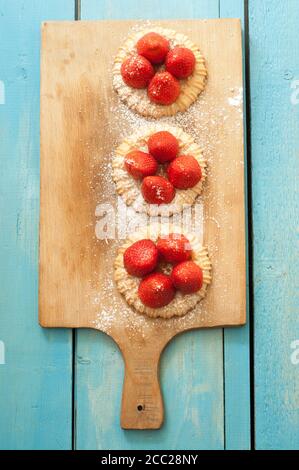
[120,346,163,429]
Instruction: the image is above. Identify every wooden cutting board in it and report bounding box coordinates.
[39,19,246,429]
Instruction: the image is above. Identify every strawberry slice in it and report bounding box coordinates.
[141,176,175,205]
[165,47,196,79]
[123,239,158,277]
[167,155,202,189]
[137,32,170,64]
[124,150,158,180]
[121,54,154,89]
[157,233,192,264]
[171,261,203,294]
[148,131,179,163]
[138,272,175,308]
[148,71,180,105]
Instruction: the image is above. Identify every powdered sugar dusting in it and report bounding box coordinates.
[228,87,243,108]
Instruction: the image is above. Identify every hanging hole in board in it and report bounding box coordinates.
[137,404,144,412]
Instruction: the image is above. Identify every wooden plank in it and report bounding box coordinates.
[249,0,299,449]
[76,1,226,449]
[0,0,74,450]
[39,19,245,330]
[219,0,251,450]
[40,17,245,434]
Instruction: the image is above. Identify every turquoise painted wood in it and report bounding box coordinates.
[0,0,74,450]
[80,0,220,19]
[219,0,251,450]
[249,0,299,450]
[75,330,224,450]
[75,0,250,450]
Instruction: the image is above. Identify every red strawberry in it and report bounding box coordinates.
[148,131,179,163]
[121,54,154,89]
[138,272,175,308]
[157,233,192,264]
[165,47,196,79]
[141,176,175,205]
[124,150,158,180]
[148,71,180,105]
[137,32,169,64]
[167,155,202,189]
[171,261,203,294]
[123,239,158,277]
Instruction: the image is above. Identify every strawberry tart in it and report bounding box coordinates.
[114,225,212,319]
[113,125,206,215]
[113,27,207,117]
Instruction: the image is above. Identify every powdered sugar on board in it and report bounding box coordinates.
[87,21,244,334]
[228,86,243,108]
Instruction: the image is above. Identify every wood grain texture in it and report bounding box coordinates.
[39,18,245,431]
[220,0,251,450]
[250,0,299,450]
[0,0,74,450]
[39,19,245,331]
[121,342,163,429]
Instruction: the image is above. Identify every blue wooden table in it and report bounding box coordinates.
[0,0,298,450]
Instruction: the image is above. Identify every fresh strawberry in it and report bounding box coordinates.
[165,47,196,79]
[121,54,154,89]
[157,233,192,264]
[148,71,180,105]
[171,261,203,294]
[167,155,202,189]
[141,176,175,205]
[123,239,158,277]
[138,272,175,308]
[148,131,179,163]
[124,150,158,180]
[137,32,169,64]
